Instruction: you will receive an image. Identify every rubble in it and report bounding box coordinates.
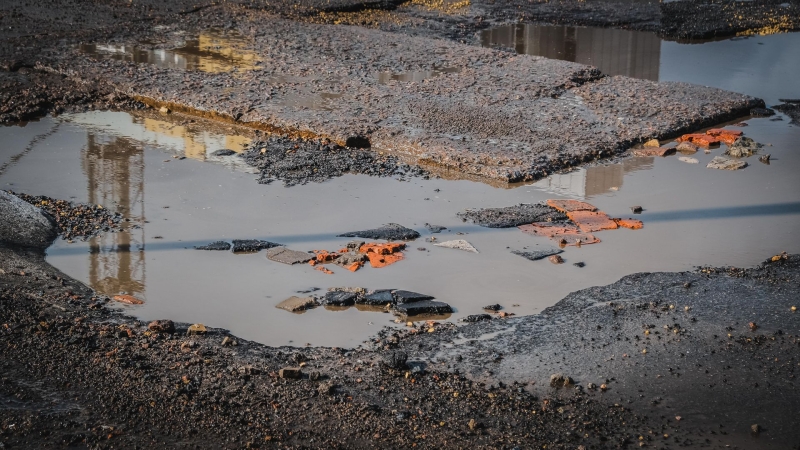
[512,248,563,261]
[266,247,315,265]
[276,296,318,313]
[338,223,420,241]
[458,204,566,228]
[195,241,232,251]
[434,239,479,253]
[232,239,282,253]
[707,156,748,170]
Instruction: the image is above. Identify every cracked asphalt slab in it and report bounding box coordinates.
[2,0,763,184]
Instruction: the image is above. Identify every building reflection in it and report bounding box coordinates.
[481,24,661,81]
[533,157,653,198]
[82,134,146,297]
[79,31,260,73]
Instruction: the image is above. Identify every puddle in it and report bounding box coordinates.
[79,30,260,73]
[480,24,800,85]
[377,66,461,84]
[2,32,799,348]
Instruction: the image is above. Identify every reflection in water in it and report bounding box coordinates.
[377,66,461,84]
[480,24,661,81]
[533,157,653,198]
[82,134,146,297]
[79,31,260,73]
[141,118,252,160]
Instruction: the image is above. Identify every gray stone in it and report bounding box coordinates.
[393,300,453,316]
[266,247,315,265]
[334,251,368,269]
[678,156,699,164]
[425,223,447,233]
[461,314,492,323]
[279,367,302,379]
[211,149,237,157]
[676,141,698,153]
[382,351,408,370]
[0,190,58,249]
[550,373,574,388]
[338,223,420,241]
[434,239,478,253]
[707,156,748,170]
[276,296,317,313]
[512,248,564,261]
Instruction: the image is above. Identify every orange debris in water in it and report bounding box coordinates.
[518,223,600,246]
[566,211,619,233]
[112,294,144,305]
[676,134,720,148]
[345,262,363,272]
[359,242,405,268]
[612,218,644,230]
[706,128,743,146]
[312,250,339,263]
[546,199,597,213]
[315,266,334,275]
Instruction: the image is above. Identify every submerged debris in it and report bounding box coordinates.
[678,156,699,164]
[425,223,447,233]
[9,191,124,241]
[338,223,420,241]
[512,248,563,261]
[461,314,492,323]
[566,210,618,233]
[241,136,428,186]
[458,203,566,228]
[518,222,600,246]
[632,147,676,157]
[750,107,775,117]
[774,102,800,126]
[434,239,478,253]
[266,247,315,265]
[707,156,748,170]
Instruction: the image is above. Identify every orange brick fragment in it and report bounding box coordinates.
[518,223,600,245]
[312,250,339,263]
[546,199,597,213]
[359,242,405,268]
[112,294,144,305]
[315,266,334,275]
[676,134,720,148]
[706,128,743,138]
[566,211,618,233]
[345,262,363,272]
[632,147,676,157]
[612,218,644,230]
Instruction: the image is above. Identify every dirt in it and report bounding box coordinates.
[3,191,799,448]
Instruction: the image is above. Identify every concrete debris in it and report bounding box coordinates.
[361,289,395,306]
[726,136,762,158]
[750,107,775,117]
[112,294,144,305]
[232,239,282,253]
[676,142,698,154]
[549,254,564,264]
[195,241,232,251]
[392,290,435,304]
[279,368,302,379]
[631,206,643,214]
[338,223,420,241]
[678,156,699,164]
[392,300,453,316]
[434,239,478,253]
[518,223,600,246]
[276,296,318,313]
[632,147,676,157]
[147,320,175,334]
[512,248,563,261]
[266,247,315,265]
[458,204,566,228]
[707,156,748,170]
[483,304,503,311]
[676,134,720,148]
[550,373,574,388]
[759,154,771,164]
[461,314,492,323]
[323,291,359,307]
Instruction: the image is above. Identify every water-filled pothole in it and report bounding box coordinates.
[79,30,261,73]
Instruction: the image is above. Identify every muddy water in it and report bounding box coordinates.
[2,33,799,348]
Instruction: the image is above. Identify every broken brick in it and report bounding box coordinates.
[359,242,405,268]
[676,134,720,148]
[546,199,597,213]
[706,128,743,146]
[566,211,619,233]
[612,218,644,230]
[517,223,600,246]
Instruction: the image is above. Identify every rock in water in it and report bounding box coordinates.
[276,296,317,312]
[338,223,420,240]
[0,190,58,249]
[195,241,232,251]
[458,203,566,228]
[232,239,281,252]
[266,247,315,264]
[726,136,762,158]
